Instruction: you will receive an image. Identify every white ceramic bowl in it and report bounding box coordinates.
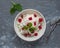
[14,9,46,41]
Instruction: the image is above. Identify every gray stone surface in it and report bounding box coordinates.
[0,0,60,48]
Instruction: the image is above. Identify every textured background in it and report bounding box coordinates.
[0,0,60,48]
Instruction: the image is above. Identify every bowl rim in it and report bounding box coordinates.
[14,9,46,41]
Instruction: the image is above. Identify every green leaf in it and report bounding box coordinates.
[10,6,16,14]
[10,1,23,14]
[29,27,36,33]
[23,26,28,30]
[14,4,22,11]
[27,22,32,28]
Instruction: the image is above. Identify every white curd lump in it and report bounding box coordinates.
[16,13,44,37]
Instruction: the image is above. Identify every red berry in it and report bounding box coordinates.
[38,25,42,30]
[27,33,31,36]
[34,22,36,26]
[39,18,43,22]
[34,13,37,17]
[28,17,32,20]
[18,18,22,23]
[23,33,28,37]
[21,14,23,18]
[34,33,38,36]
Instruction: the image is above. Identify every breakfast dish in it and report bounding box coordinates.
[16,13,44,37]
[14,9,46,41]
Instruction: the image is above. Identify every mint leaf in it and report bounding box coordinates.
[29,27,36,33]
[23,26,28,30]
[10,1,23,14]
[14,4,22,11]
[10,6,16,14]
[27,22,32,28]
